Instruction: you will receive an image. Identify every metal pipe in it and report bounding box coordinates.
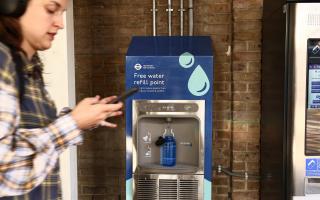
[167,0,173,36]
[179,0,185,36]
[151,0,157,36]
[216,165,261,180]
[188,0,193,36]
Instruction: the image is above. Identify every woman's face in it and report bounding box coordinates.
[19,0,67,58]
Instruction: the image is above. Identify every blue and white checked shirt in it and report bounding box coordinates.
[0,42,83,197]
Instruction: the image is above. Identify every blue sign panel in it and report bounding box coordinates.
[306,158,320,176]
[125,36,214,199]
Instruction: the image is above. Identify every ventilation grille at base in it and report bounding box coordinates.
[136,177,199,200]
[179,180,198,200]
[159,179,178,199]
[137,179,157,200]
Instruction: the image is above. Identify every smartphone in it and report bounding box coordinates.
[109,87,139,104]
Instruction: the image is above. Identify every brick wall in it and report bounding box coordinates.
[231,1,261,199]
[73,0,262,199]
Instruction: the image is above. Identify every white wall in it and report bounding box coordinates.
[39,0,78,199]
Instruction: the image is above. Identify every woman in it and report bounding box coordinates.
[0,0,123,198]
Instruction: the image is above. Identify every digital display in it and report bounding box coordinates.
[308,64,320,108]
[307,39,320,109]
[306,39,320,155]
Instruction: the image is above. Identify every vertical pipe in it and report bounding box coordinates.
[180,0,184,36]
[188,0,193,36]
[152,0,157,36]
[167,0,172,36]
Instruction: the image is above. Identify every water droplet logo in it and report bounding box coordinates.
[134,63,142,70]
[179,52,194,68]
[188,65,210,96]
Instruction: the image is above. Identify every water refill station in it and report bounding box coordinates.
[125,36,213,200]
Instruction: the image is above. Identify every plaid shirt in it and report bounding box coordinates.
[0,42,83,197]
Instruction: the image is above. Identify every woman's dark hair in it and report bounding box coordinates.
[0,16,23,51]
[0,5,44,81]
[0,0,29,50]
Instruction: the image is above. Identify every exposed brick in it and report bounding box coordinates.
[214,42,232,53]
[247,180,260,190]
[215,72,232,81]
[215,62,232,73]
[203,24,231,34]
[215,160,232,170]
[232,82,247,92]
[234,21,261,33]
[248,61,261,72]
[247,161,260,172]
[233,72,260,81]
[233,41,247,52]
[214,176,230,186]
[214,101,232,111]
[232,191,259,200]
[215,132,232,141]
[247,41,262,52]
[203,14,231,25]
[233,52,261,62]
[233,92,260,101]
[233,152,259,163]
[233,142,247,151]
[233,0,263,10]
[215,82,231,92]
[233,61,248,72]
[196,3,231,14]
[234,8,262,20]
[211,34,231,43]
[233,161,246,171]
[248,123,260,133]
[248,82,260,92]
[217,186,230,194]
[82,186,107,195]
[214,110,232,120]
[232,131,260,143]
[232,180,246,190]
[233,101,247,111]
[247,102,260,111]
[213,195,229,200]
[215,92,232,102]
[215,120,232,131]
[234,31,261,41]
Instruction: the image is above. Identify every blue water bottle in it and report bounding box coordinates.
[160,128,176,166]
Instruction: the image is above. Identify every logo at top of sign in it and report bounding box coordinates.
[134,63,142,70]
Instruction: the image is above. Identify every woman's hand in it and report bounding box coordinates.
[70,96,123,130]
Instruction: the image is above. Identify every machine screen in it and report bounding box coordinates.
[308,64,320,108]
[307,39,320,108]
[306,39,320,155]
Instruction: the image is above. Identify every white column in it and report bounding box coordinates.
[39,0,78,199]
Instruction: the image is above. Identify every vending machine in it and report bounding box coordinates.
[125,36,213,200]
[261,1,320,199]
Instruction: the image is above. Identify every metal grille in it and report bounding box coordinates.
[179,180,198,199]
[308,14,320,26]
[135,176,200,200]
[137,178,157,200]
[159,179,178,199]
